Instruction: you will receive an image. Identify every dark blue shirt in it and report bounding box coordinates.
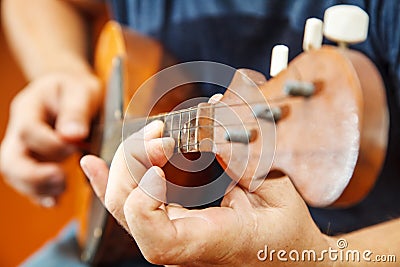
[109,0,400,235]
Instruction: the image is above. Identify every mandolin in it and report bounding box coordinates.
[78,5,388,266]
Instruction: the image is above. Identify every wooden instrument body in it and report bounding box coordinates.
[79,21,181,265]
[214,46,388,207]
[79,21,212,265]
[79,21,389,265]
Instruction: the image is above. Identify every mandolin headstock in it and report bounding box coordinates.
[211,69,276,192]
[213,5,388,207]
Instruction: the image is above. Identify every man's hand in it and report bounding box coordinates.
[81,120,334,266]
[0,71,102,206]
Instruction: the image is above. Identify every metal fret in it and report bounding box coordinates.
[196,103,215,152]
[144,104,215,153]
[178,112,182,152]
[169,114,174,138]
[170,112,181,153]
[179,111,189,153]
[162,113,171,138]
[188,108,200,152]
[187,109,191,151]
[194,107,199,151]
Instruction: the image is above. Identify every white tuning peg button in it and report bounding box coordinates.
[323,5,369,47]
[303,18,323,51]
[270,45,289,77]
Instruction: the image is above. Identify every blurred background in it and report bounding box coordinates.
[0,3,85,266]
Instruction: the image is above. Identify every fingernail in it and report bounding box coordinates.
[40,196,56,208]
[80,157,92,180]
[139,167,165,188]
[48,185,65,196]
[143,120,163,134]
[147,137,175,157]
[48,173,64,184]
[63,145,77,156]
[208,93,223,103]
[162,137,175,159]
[60,122,87,138]
[139,167,166,202]
[161,137,175,148]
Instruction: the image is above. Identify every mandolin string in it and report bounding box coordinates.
[90,120,260,135]
[166,123,259,132]
[90,121,262,153]
[88,124,260,152]
[123,122,259,133]
[123,94,290,125]
[166,138,264,151]
[172,141,244,151]
[90,95,287,150]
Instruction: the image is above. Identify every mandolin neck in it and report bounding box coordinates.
[126,102,215,153]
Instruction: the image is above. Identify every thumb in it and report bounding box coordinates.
[253,175,304,208]
[56,82,101,141]
[137,166,167,204]
[80,155,109,204]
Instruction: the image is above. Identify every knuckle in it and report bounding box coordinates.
[104,192,123,218]
[123,198,143,222]
[36,179,65,196]
[0,163,13,184]
[88,76,101,91]
[0,147,16,180]
[75,75,101,96]
[124,193,149,220]
[143,249,171,265]
[148,144,168,166]
[28,175,51,189]
[0,164,10,181]
[123,193,144,223]
[2,169,47,196]
[9,92,25,114]
[19,124,31,141]
[0,145,6,172]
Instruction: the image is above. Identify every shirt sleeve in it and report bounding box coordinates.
[368,0,400,103]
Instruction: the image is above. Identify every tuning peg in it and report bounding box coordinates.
[323,5,369,47]
[303,18,323,51]
[270,45,289,77]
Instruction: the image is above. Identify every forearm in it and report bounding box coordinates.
[331,218,400,266]
[2,0,94,80]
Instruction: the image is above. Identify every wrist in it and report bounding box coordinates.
[30,51,94,81]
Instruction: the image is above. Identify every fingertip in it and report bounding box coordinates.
[80,155,92,179]
[41,165,65,183]
[39,196,57,208]
[144,120,164,130]
[161,137,175,155]
[34,171,66,198]
[142,120,164,139]
[80,155,109,203]
[208,93,223,103]
[146,137,175,166]
[80,155,108,181]
[140,166,166,184]
[152,166,165,178]
[138,166,167,204]
[221,184,251,210]
[57,121,88,140]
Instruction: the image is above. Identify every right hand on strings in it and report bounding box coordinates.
[0,70,102,206]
